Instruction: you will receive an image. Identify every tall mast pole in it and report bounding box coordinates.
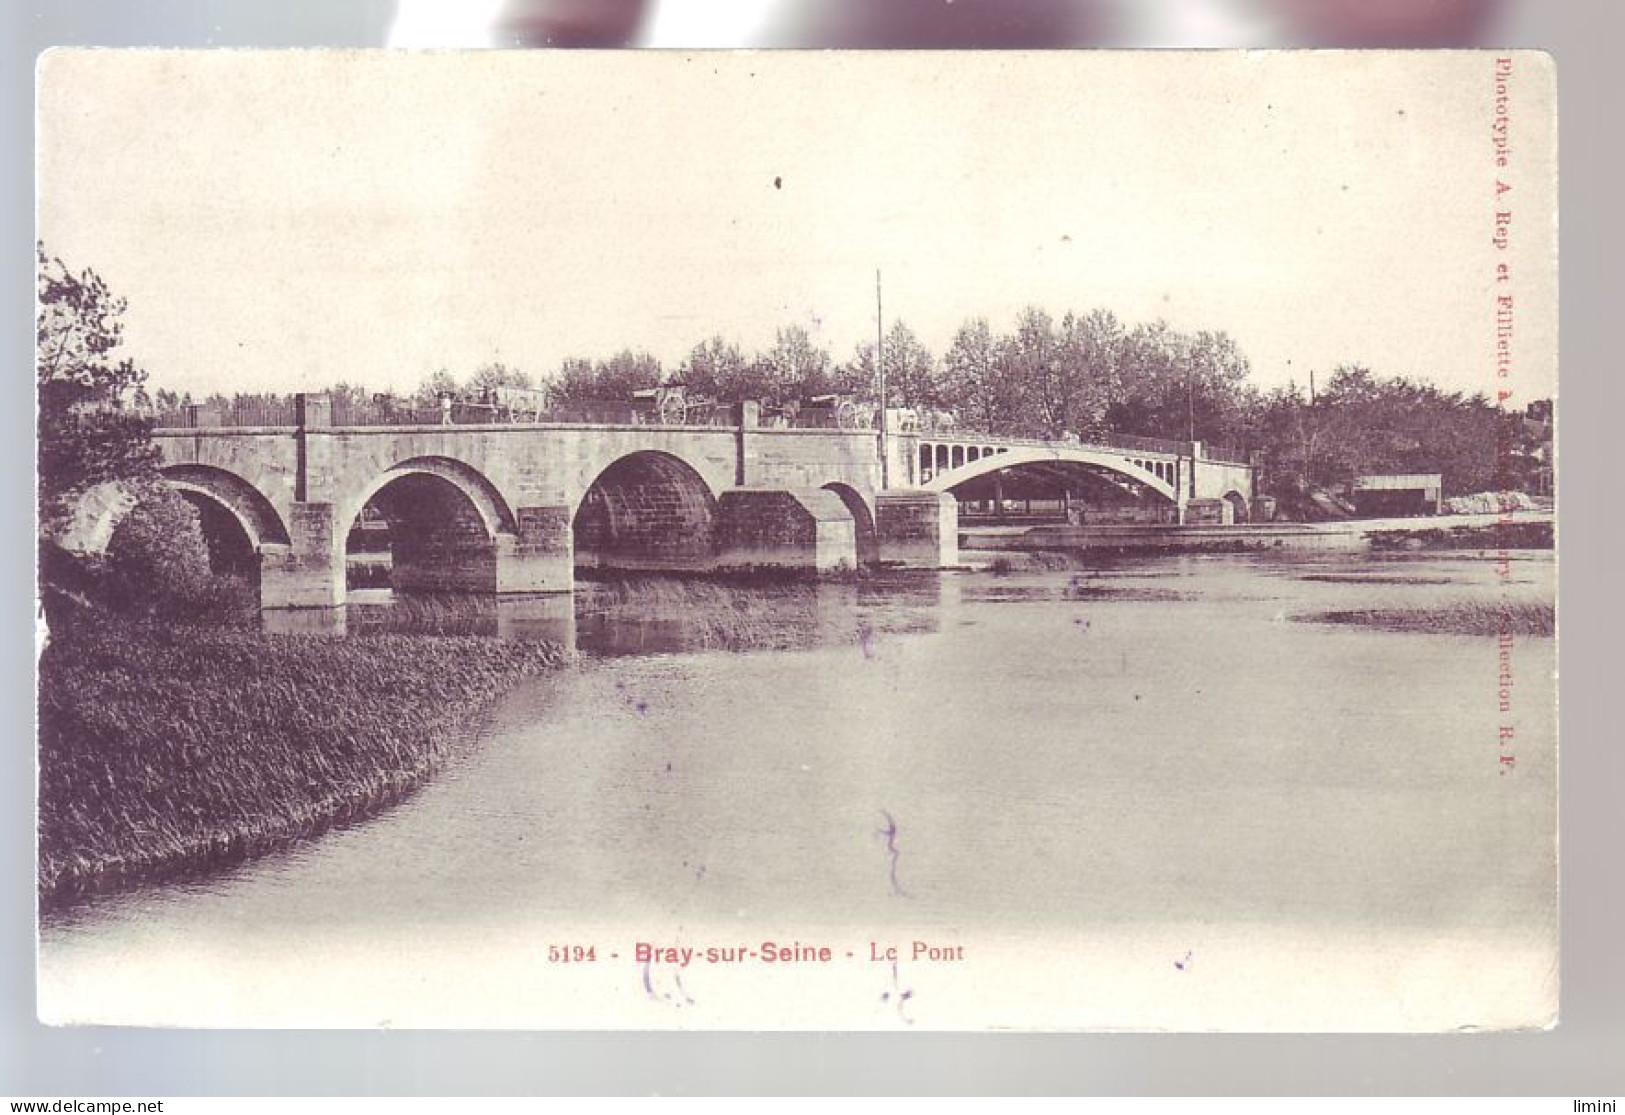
[877,269,888,489]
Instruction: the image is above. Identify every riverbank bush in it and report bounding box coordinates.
[37,616,568,909]
[972,551,1081,575]
[40,485,261,629]
[1368,521,1553,551]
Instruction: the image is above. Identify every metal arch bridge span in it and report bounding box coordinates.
[919,443,1181,504]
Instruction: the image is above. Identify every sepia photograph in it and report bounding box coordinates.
[33,49,1557,1031]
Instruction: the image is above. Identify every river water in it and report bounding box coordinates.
[38,551,1557,1030]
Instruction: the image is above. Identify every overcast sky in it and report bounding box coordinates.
[37,50,1556,402]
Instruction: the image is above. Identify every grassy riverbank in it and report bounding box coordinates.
[37,616,568,910]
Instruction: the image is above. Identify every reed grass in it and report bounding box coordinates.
[1298,599,1555,636]
[37,616,568,909]
[981,551,1079,575]
[348,592,500,636]
[576,575,826,651]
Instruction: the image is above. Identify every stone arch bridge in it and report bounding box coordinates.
[152,395,1255,612]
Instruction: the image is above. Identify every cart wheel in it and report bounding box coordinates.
[836,401,859,429]
[659,396,687,425]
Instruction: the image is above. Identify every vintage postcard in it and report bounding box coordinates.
[34,50,1557,1030]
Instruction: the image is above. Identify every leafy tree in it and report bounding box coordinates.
[466,361,533,396]
[880,321,939,411]
[413,368,461,409]
[831,342,879,403]
[595,350,664,398]
[546,357,601,406]
[1002,307,1076,437]
[1100,321,1254,446]
[758,325,833,404]
[36,244,159,529]
[103,486,212,610]
[942,316,1023,434]
[1053,309,1123,439]
[1106,320,1188,441]
[546,350,663,406]
[678,336,750,401]
[1250,365,1508,504]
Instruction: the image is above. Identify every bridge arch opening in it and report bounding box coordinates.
[161,464,291,585]
[175,491,259,580]
[574,450,719,571]
[946,459,1179,525]
[820,482,878,565]
[343,457,516,595]
[1221,490,1250,525]
[161,465,291,550]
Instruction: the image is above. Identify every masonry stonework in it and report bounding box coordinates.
[875,491,959,568]
[716,488,858,572]
[153,404,1248,614]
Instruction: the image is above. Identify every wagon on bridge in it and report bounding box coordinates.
[629,384,720,426]
[488,384,549,423]
[797,393,871,430]
[442,384,551,424]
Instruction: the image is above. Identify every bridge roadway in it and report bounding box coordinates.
[152,394,1256,613]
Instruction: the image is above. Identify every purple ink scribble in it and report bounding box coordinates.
[885,959,916,1025]
[1175,950,1194,971]
[642,958,693,1008]
[877,809,907,897]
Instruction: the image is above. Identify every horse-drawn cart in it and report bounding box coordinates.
[630,384,720,425]
[798,393,872,429]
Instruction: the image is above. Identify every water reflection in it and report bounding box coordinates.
[339,572,945,656]
[317,549,1550,653]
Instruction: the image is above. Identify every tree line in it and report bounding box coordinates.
[152,308,1261,444]
[49,244,1550,511]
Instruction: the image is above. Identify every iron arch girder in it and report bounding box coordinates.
[924,447,1179,504]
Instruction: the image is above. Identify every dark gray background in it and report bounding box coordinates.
[3,0,1620,1096]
